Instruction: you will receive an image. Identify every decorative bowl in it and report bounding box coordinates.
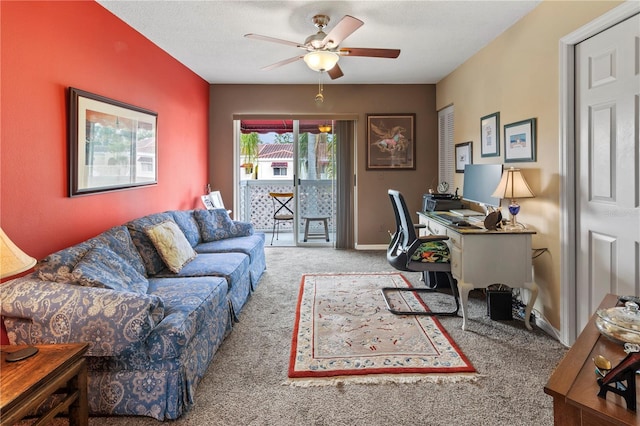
[595,301,640,345]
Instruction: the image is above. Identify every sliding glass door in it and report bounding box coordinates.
[295,120,336,245]
[236,118,339,247]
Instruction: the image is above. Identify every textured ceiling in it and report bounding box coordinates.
[97,0,541,84]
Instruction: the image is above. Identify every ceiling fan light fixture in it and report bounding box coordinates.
[247,14,399,79]
[304,51,339,72]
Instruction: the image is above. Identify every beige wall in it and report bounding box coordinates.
[436,0,622,329]
[210,84,437,246]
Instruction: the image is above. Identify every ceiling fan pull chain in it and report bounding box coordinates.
[315,73,324,104]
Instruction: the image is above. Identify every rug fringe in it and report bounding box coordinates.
[284,373,481,387]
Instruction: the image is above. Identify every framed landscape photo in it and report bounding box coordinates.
[455,141,472,173]
[366,113,415,170]
[480,112,500,157]
[504,118,537,163]
[69,87,158,196]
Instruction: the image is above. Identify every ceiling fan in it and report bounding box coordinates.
[244,14,400,80]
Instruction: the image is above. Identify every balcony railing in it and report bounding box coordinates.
[239,179,335,233]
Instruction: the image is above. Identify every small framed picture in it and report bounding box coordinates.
[504,118,537,163]
[455,141,472,173]
[480,112,500,157]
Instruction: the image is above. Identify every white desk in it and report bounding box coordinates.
[417,211,538,331]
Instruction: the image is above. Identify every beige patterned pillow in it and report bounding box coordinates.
[145,220,197,273]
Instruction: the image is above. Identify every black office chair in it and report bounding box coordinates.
[382,189,460,316]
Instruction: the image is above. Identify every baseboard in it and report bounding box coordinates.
[532,309,567,347]
[355,244,388,250]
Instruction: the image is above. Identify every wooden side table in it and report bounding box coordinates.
[545,294,639,425]
[1,343,89,426]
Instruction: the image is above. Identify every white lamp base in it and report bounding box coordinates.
[502,221,526,232]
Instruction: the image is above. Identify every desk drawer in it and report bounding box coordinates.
[447,230,462,248]
[426,220,446,236]
[450,246,462,279]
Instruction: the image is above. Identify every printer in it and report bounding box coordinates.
[422,193,464,212]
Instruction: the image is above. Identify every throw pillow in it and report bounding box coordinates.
[126,212,174,276]
[169,210,202,247]
[93,226,148,277]
[194,208,252,242]
[36,239,94,283]
[145,220,197,273]
[73,246,149,294]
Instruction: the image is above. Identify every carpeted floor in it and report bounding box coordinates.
[43,247,568,426]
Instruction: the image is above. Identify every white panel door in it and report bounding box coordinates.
[575,14,640,333]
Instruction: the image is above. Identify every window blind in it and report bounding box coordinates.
[438,105,455,189]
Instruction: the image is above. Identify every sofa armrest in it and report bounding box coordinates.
[1,277,164,357]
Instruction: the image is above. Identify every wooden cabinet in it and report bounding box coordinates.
[545,294,640,425]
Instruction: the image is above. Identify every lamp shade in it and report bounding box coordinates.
[491,167,535,200]
[0,228,36,278]
[303,51,339,72]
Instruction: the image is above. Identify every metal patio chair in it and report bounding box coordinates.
[268,192,294,245]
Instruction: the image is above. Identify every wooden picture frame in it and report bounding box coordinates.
[480,112,500,157]
[455,141,472,173]
[504,118,537,163]
[366,113,415,170]
[69,87,158,196]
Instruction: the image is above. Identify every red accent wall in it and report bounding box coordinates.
[1,1,210,343]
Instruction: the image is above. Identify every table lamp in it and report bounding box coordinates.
[491,167,535,231]
[1,227,38,361]
[1,228,36,278]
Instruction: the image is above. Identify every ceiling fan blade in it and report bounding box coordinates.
[339,47,401,58]
[322,15,363,47]
[261,55,304,71]
[327,64,344,80]
[244,33,303,49]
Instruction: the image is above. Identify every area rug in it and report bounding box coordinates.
[288,273,476,386]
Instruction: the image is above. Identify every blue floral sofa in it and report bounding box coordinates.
[0,208,265,420]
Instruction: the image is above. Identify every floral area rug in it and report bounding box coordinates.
[287,273,476,386]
